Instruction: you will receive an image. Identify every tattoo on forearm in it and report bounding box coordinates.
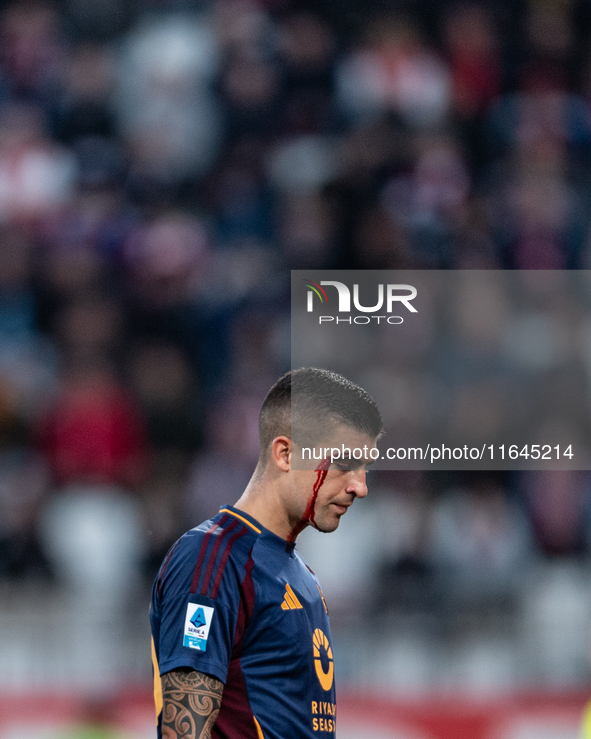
[161,668,223,739]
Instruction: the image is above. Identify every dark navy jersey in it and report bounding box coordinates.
[150,505,336,739]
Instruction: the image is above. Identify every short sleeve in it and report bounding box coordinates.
[152,539,242,685]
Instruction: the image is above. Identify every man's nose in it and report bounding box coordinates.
[346,470,368,498]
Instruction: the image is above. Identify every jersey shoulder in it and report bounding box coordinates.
[154,509,258,605]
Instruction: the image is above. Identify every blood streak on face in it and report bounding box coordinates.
[287,458,330,543]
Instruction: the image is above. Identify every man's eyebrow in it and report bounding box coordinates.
[335,456,376,468]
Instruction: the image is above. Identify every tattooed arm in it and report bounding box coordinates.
[161,667,224,739]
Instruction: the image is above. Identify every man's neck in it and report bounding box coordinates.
[234,473,301,542]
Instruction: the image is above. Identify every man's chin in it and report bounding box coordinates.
[313,517,341,534]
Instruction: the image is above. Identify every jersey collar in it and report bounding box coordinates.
[218,505,297,557]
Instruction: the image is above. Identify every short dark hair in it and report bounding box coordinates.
[258,367,383,461]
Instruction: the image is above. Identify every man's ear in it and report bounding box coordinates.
[270,435,291,472]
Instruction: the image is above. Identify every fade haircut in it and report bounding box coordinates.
[258,367,383,463]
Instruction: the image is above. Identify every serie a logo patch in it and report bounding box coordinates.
[183,603,215,651]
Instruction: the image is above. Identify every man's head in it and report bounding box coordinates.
[258,367,384,467]
[255,368,383,536]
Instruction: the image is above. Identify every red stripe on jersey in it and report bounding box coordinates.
[242,551,256,625]
[200,518,240,597]
[189,514,230,594]
[156,539,181,598]
[212,658,260,739]
[210,526,248,600]
[232,549,256,657]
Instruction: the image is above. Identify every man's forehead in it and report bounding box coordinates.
[319,422,377,447]
[291,421,378,469]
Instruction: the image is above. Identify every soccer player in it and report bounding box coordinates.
[150,367,383,739]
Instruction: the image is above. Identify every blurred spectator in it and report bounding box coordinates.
[381,132,470,266]
[39,360,148,611]
[369,474,436,615]
[123,210,213,379]
[444,4,501,122]
[208,136,274,248]
[65,0,132,42]
[526,1,573,66]
[0,102,77,223]
[185,393,260,522]
[0,227,58,440]
[53,43,116,145]
[486,62,591,163]
[279,191,336,267]
[54,294,124,366]
[115,12,222,192]
[277,10,336,136]
[220,52,280,143]
[225,306,287,390]
[123,211,209,308]
[0,449,51,580]
[213,0,272,58]
[520,471,591,557]
[430,478,531,606]
[142,449,190,583]
[337,14,450,126]
[128,339,202,452]
[39,478,145,606]
[42,360,148,488]
[0,1,64,101]
[488,136,587,268]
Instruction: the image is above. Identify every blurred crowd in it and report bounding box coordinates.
[0,0,591,676]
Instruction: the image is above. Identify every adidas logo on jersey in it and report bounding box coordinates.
[281,583,303,610]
